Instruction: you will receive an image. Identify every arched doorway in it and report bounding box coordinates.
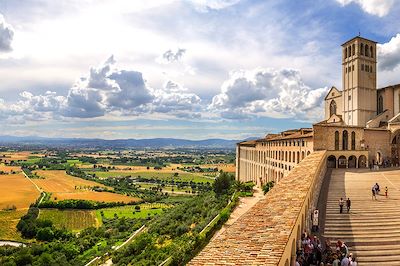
[327,155,336,168]
[338,155,347,168]
[358,155,367,168]
[376,152,382,165]
[348,155,357,168]
[391,131,400,166]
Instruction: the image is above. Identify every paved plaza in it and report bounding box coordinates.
[323,168,400,265]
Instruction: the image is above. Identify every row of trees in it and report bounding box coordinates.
[112,172,236,265]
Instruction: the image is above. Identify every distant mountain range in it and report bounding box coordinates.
[0,135,259,149]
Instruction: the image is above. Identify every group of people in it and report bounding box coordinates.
[338,198,351,214]
[296,232,357,266]
[371,182,388,200]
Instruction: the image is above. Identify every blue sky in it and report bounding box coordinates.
[0,0,400,140]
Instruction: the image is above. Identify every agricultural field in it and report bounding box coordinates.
[88,170,213,183]
[0,173,40,210]
[0,151,46,162]
[204,163,236,173]
[96,203,172,221]
[32,170,109,192]
[39,209,98,231]
[0,164,21,173]
[53,191,140,203]
[32,170,140,203]
[0,210,28,241]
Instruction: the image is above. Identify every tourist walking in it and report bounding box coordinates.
[339,198,344,213]
[346,198,351,213]
[375,183,380,194]
[372,186,377,200]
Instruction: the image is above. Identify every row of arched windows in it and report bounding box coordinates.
[335,130,356,150]
[344,43,373,58]
[260,139,306,147]
[246,149,311,163]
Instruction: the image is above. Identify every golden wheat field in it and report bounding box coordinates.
[0,173,40,210]
[0,164,21,173]
[32,170,140,203]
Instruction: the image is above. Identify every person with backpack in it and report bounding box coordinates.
[346,198,351,213]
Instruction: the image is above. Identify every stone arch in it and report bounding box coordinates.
[352,43,355,56]
[327,155,336,168]
[348,155,357,168]
[301,151,305,160]
[391,130,400,166]
[370,46,373,58]
[376,151,383,165]
[338,155,347,168]
[307,151,310,156]
[360,43,364,55]
[358,155,367,168]
[365,44,369,57]
[330,100,337,116]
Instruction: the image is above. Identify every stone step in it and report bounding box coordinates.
[325,226,400,233]
[324,231,400,239]
[356,254,400,263]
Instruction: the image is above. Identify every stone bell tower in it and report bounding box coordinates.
[341,36,377,126]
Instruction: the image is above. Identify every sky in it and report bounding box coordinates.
[0,0,400,140]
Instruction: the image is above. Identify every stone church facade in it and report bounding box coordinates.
[236,36,400,186]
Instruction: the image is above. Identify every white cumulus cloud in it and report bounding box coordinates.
[209,68,328,121]
[189,0,241,11]
[335,0,395,17]
[0,56,202,121]
[0,14,14,52]
[378,33,400,71]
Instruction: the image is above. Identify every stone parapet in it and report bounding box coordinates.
[189,151,327,266]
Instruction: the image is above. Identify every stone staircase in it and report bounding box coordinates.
[323,168,400,265]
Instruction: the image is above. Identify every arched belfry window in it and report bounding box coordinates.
[370,46,373,58]
[344,47,347,58]
[365,44,369,57]
[351,131,356,150]
[352,44,355,56]
[330,100,337,117]
[342,130,348,150]
[348,45,352,56]
[378,95,383,114]
[360,43,364,55]
[335,131,339,150]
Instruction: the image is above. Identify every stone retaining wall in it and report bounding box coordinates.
[189,151,327,266]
